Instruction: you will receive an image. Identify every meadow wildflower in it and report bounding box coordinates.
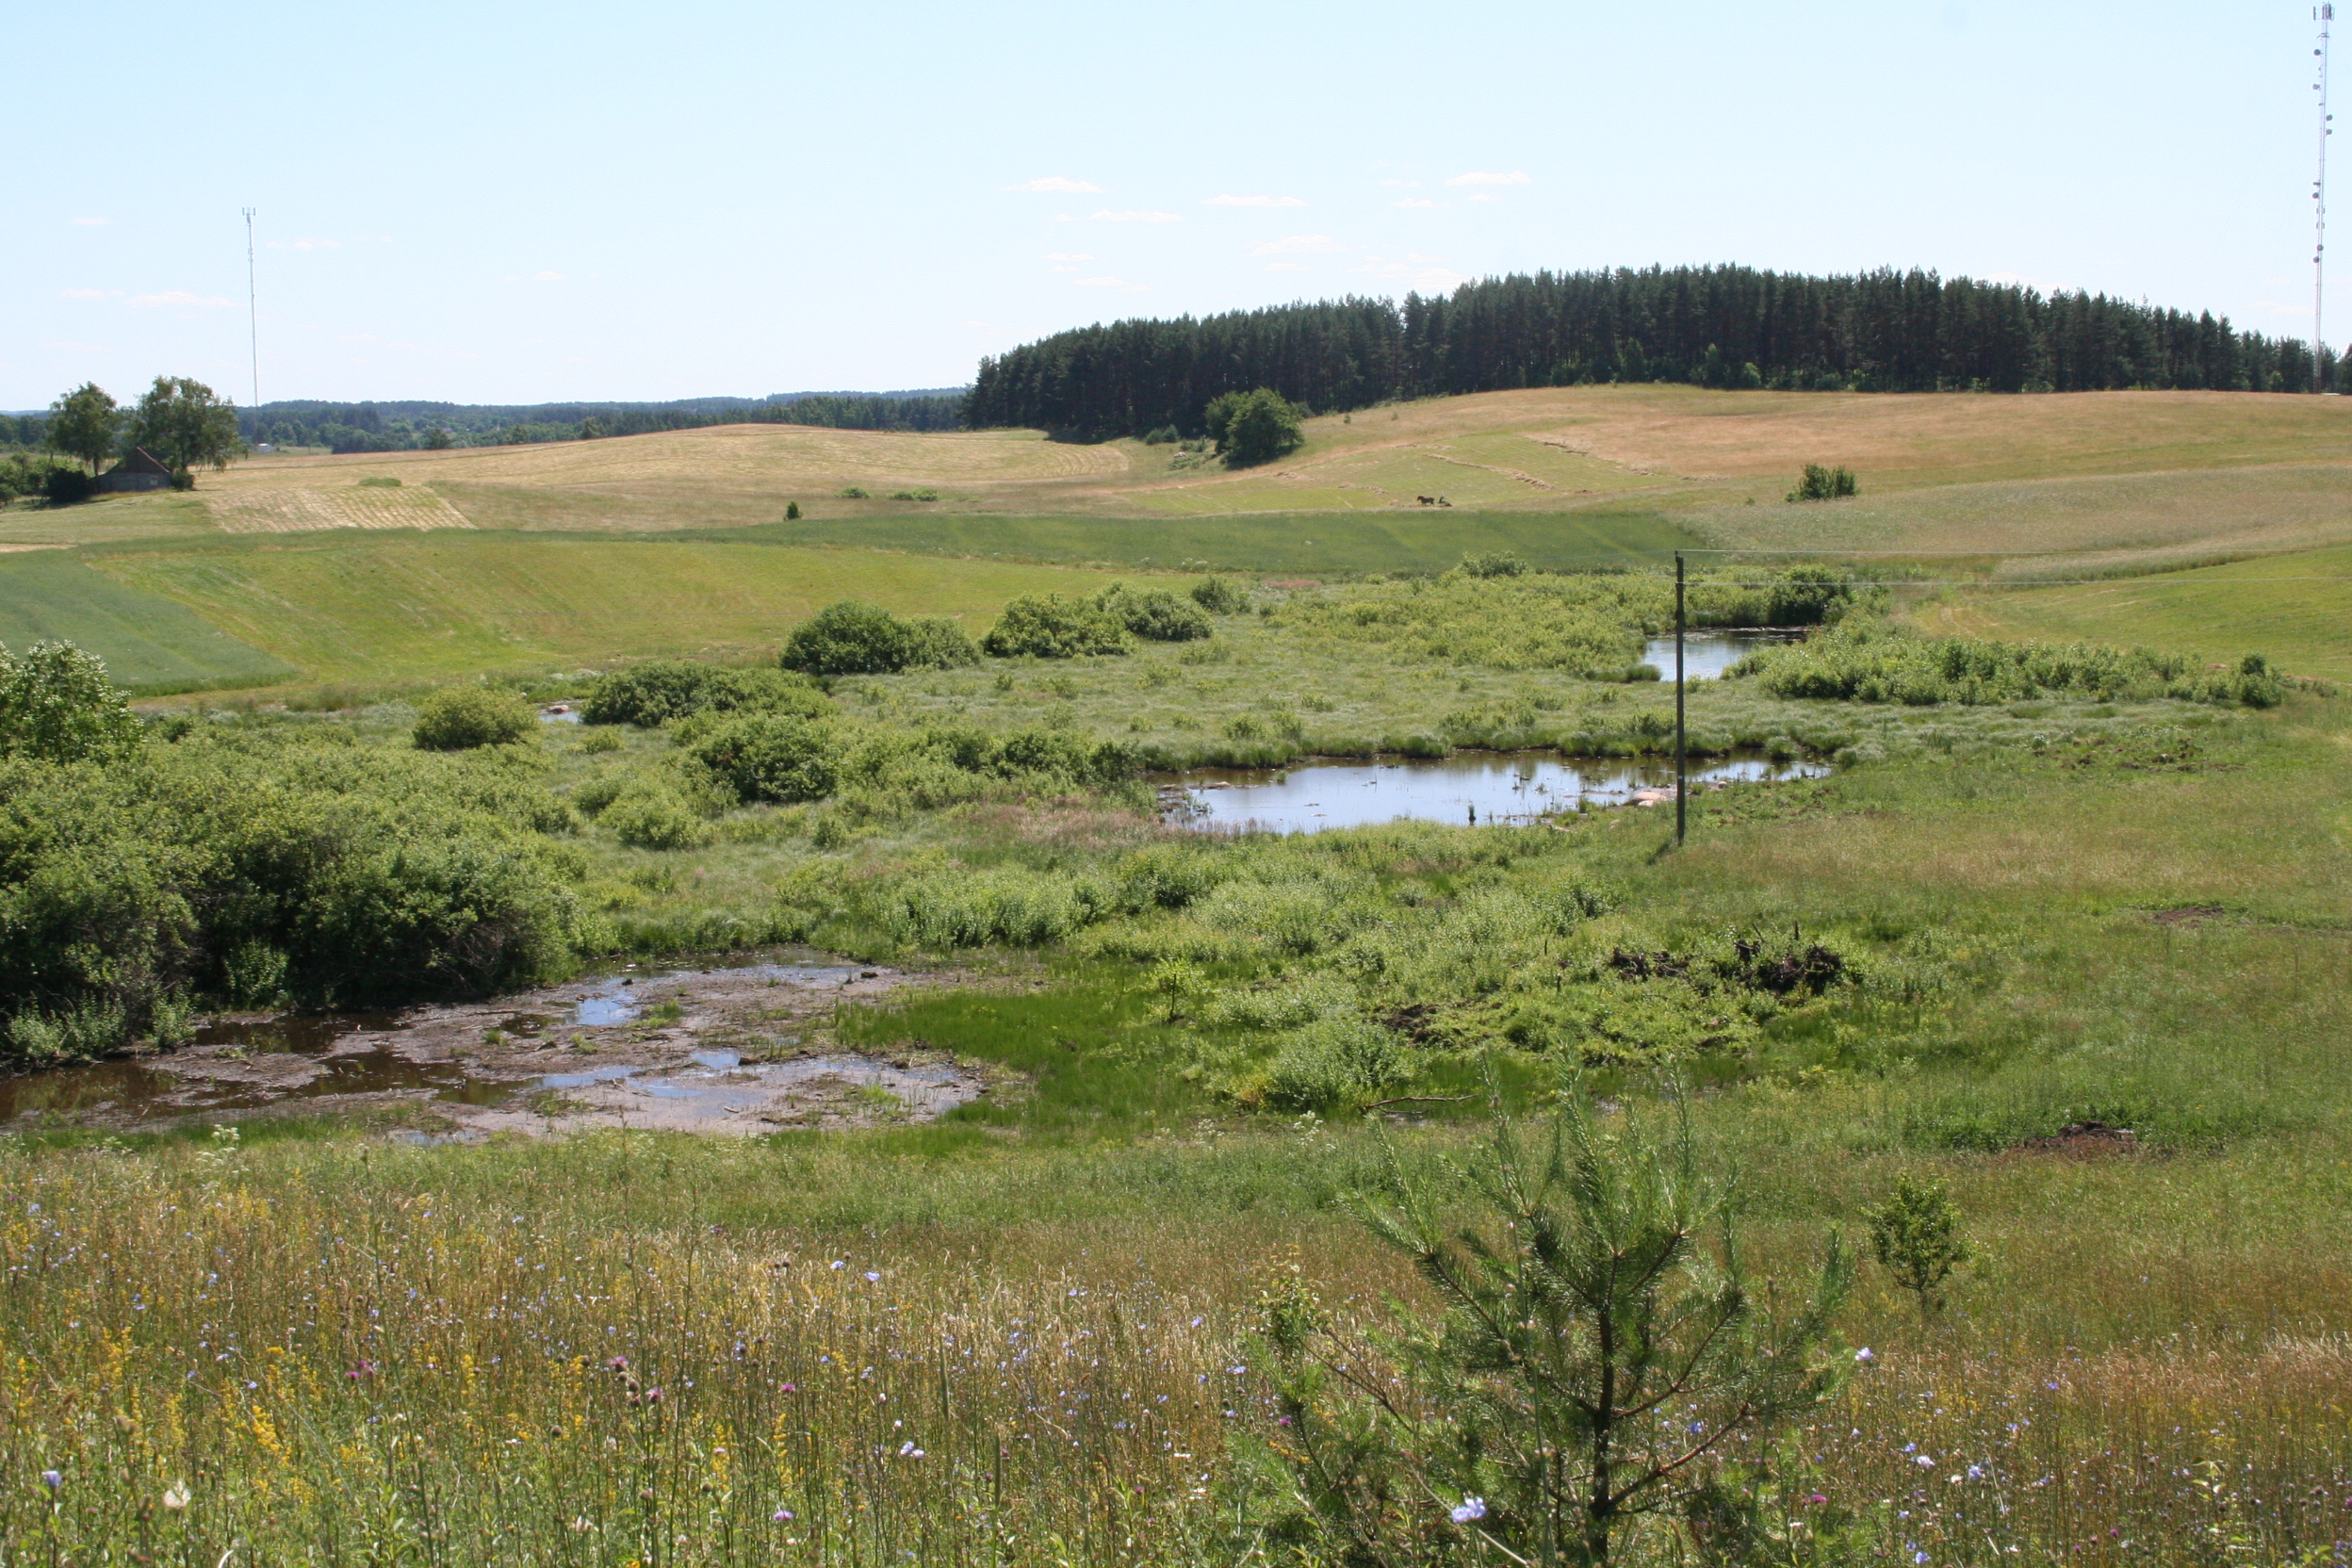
[1451,1496,1487,1524]
[163,1483,191,1511]
[41,1471,61,1490]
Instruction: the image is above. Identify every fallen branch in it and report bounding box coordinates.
[1365,1094,1473,1111]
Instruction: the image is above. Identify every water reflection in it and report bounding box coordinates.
[1642,629,1805,680]
[1165,753,1828,835]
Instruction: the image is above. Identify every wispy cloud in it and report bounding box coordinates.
[1266,262,1311,272]
[1091,209,1181,223]
[58,288,108,300]
[1445,170,1532,187]
[1075,275,1149,291]
[127,291,236,308]
[1392,198,1447,209]
[70,217,108,226]
[1356,253,1466,292]
[1379,179,1420,188]
[1044,251,1095,272]
[1005,175,1103,193]
[1203,193,1304,207]
[1250,234,1345,256]
[531,270,565,282]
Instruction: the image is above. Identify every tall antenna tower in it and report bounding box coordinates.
[242,207,260,431]
[2317,7,2335,391]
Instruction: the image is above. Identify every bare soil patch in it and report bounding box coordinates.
[0,953,1000,1139]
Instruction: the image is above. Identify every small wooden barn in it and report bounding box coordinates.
[96,448,174,493]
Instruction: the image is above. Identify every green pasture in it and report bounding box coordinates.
[83,530,1132,684]
[0,548,292,693]
[1919,542,2352,680]
[731,507,1702,573]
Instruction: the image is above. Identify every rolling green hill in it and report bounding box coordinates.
[0,550,294,694]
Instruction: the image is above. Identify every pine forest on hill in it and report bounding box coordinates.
[966,262,2343,438]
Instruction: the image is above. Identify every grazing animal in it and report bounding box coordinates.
[1417,495,1436,506]
[1437,495,1452,507]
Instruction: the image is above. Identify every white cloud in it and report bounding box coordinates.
[1356,253,1467,292]
[1203,193,1304,207]
[1393,198,1446,209]
[1005,175,1103,193]
[1465,193,1498,204]
[531,270,565,282]
[1044,250,1096,272]
[1445,170,1532,187]
[1250,234,1345,256]
[127,291,236,308]
[70,217,108,226]
[1075,275,1149,291]
[58,288,107,300]
[1266,262,1311,272]
[1091,209,1181,223]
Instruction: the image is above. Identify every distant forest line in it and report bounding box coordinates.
[965,265,2344,439]
[1,391,966,456]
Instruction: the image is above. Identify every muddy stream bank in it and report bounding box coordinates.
[0,952,989,1139]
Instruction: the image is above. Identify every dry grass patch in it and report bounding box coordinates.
[205,484,475,534]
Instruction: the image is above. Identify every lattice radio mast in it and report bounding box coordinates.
[2317,8,2335,390]
[242,207,260,430]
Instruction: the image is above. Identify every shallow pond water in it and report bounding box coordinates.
[1164,752,1829,835]
[1641,629,1805,680]
[0,950,923,1135]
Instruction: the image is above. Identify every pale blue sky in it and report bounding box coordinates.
[7,1,2332,408]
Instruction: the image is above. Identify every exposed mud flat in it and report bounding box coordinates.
[0,952,989,1139]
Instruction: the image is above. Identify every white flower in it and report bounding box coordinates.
[1915,1454,1936,1468]
[1451,1496,1487,1524]
[162,1483,191,1511]
[1854,1347,1876,1364]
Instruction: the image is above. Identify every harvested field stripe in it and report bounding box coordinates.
[206,484,476,534]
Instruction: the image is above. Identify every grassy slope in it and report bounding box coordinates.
[85,531,1133,683]
[0,550,293,693]
[1914,544,2352,681]
[680,509,1703,573]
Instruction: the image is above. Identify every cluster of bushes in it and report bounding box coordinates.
[1787,463,1860,502]
[779,602,978,676]
[980,582,1217,658]
[0,454,96,507]
[1732,624,2285,708]
[413,687,538,750]
[0,717,595,1061]
[582,662,835,727]
[1272,567,1857,678]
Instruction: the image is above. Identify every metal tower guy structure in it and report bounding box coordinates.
[2318,7,2335,390]
[243,208,260,425]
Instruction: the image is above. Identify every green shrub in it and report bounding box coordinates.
[603,786,713,850]
[576,727,625,754]
[0,641,140,762]
[687,714,837,804]
[982,594,1129,659]
[1098,583,1212,642]
[780,601,978,676]
[582,662,831,727]
[838,485,870,499]
[1274,574,1655,675]
[412,686,536,750]
[1189,577,1252,614]
[1142,424,1182,445]
[1786,462,1858,501]
[1203,388,1305,467]
[1260,1017,1412,1110]
[1763,565,1854,625]
[1460,550,1527,579]
[43,467,98,505]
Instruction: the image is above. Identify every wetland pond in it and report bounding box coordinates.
[0,951,987,1138]
[1642,629,1805,680]
[1163,752,1829,835]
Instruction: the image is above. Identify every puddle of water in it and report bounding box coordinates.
[539,705,583,725]
[573,985,641,1027]
[1165,753,1829,835]
[528,1052,977,1123]
[1642,629,1805,680]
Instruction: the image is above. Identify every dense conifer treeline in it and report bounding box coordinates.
[964,266,2341,438]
